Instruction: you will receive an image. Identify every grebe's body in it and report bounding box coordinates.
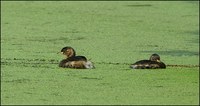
[130,54,166,69]
[58,46,94,69]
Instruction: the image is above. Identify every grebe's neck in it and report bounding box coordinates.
[66,48,76,58]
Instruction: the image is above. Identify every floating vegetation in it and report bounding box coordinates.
[1,58,199,68]
[1,58,59,68]
[141,50,199,56]
[166,64,199,68]
[81,77,103,80]
[126,4,152,7]
[3,78,31,83]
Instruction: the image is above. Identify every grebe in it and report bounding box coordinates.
[58,46,94,69]
[130,54,166,69]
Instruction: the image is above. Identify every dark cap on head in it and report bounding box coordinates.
[60,46,76,57]
[61,46,73,52]
[149,53,160,61]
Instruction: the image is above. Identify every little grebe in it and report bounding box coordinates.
[130,54,166,69]
[58,46,94,69]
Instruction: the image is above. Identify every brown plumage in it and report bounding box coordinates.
[130,54,166,69]
[58,46,94,69]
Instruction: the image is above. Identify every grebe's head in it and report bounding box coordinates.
[59,46,76,58]
[149,54,161,62]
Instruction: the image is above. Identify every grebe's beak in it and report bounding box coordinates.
[57,52,63,54]
[157,60,161,62]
